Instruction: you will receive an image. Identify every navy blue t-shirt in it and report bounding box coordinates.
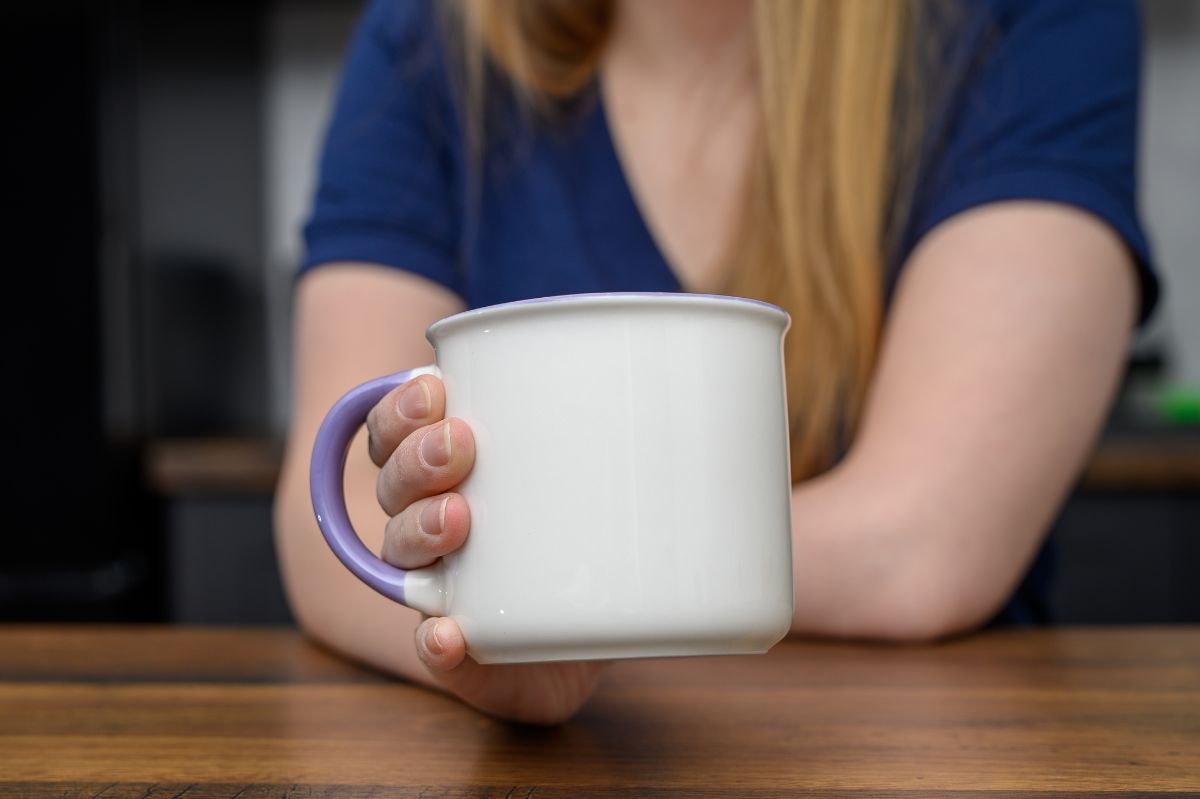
[301,0,1158,624]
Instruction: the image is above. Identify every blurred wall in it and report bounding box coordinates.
[131,4,271,437]
[264,0,358,433]
[1140,1,1200,385]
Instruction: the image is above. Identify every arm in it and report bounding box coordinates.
[273,263,464,678]
[788,201,1138,641]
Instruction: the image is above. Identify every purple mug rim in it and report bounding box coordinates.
[426,292,789,342]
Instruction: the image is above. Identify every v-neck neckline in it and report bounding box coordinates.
[588,79,685,294]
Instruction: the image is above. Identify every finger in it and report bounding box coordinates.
[381,493,471,569]
[365,375,446,467]
[377,417,475,516]
[415,616,468,673]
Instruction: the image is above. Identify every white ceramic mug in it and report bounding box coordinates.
[310,293,794,664]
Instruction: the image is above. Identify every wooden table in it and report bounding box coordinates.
[145,433,1200,496]
[1,627,1197,798]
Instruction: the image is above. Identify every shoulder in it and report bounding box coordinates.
[346,0,454,87]
[982,0,1139,32]
[957,0,1141,89]
[944,0,1142,94]
[326,0,462,155]
[357,0,441,47]
[898,0,1156,320]
[301,0,465,288]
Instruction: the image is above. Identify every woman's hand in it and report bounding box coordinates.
[365,373,608,724]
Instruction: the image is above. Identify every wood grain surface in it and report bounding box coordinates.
[146,434,1200,495]
[1,626,1197,798]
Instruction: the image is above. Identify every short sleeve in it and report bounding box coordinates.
[904,0,1159,322]
[300,0,463,296]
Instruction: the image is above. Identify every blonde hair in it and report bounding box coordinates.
[449,0,923,481]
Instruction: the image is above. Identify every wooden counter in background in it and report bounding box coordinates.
[145,431,1200,626]
[1080,433,1200,491]
[147,437,284,495]
[147,432,1200,496]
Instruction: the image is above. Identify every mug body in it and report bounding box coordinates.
[427,294,794,663]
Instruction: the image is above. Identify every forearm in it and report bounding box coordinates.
[274,420,439,688]
[274,264,466,685]
[786,204,1136,642]
[785,455,1043,642]
[786,465,915,641]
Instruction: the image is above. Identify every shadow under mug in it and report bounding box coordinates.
[310,292,795,664]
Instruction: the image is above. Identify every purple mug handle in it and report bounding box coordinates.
[310,367,439,607]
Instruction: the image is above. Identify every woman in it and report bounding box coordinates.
[274,0,1156,724]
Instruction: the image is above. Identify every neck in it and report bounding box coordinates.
[609,0,754,75]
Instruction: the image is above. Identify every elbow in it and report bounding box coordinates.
[272,459,397,668]
[795,556,1007,644]
[869,585,997,644]
[803,468,1032,643]
[861,554,1014,644]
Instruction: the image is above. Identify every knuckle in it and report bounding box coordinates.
[382,510,412,566]
[415,628,435,664]
[375,472,393,516]
[381,515,401,564]
[376,420,466,517]
[364,410,381,460]
[376,455,406,516]
[382,511,410,565]
[366,385,425,467]
[367,392,395,434]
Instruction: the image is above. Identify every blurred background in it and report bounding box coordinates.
[4,0,1198,626]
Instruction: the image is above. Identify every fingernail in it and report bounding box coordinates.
[419,496,448,537]
[420,422,452,468]
[427,620,448,655]
[398,379,431,421]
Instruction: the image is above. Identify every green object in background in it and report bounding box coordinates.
[1156,385,1200,425]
